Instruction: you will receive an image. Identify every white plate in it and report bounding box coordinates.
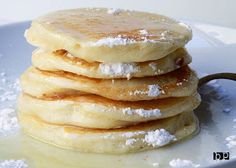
[0,22,236,168]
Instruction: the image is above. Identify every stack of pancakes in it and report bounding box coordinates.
[18,8,201,154]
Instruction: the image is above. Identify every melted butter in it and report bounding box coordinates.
[0,121,199,168]
[36,8,192,43]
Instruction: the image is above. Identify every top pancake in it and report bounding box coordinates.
[25,8,192,63]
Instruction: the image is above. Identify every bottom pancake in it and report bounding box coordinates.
[18,111,198,154]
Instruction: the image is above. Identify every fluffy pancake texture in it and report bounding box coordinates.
[32,48,191,79]
[25,8,192,63]
[19,8,200,154]
[20,66,198,101]
[18,93,200,129]
[18,111,198,154]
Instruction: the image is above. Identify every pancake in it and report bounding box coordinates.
[32,48,191,79]
[25,8,192,63]
[20,66,198,101]
[18,111,198,154]
[18,93,201,129]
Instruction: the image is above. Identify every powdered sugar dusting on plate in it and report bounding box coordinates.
[0,70,21,137]
[169,159,200,168]
[225,135,236,149]
[122,107,161,118]
[0,159,28,168]
[0,108,19,136]
[0,78,20,103]
[99,62,139,79]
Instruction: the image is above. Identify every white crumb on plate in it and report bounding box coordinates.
[122,107,161,118]
[144,129,176,147]
[0,159,28,168]
[225,135,236,149]
[169,159,200,168]
[99,62,138,79]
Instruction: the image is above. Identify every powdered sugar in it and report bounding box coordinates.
[0,70,20,137]
[89,35,136,48]
[148,85,161,97]
[129,90,147,96]
[225,135,236,149]
[144,129,176,147]
[0,108,18,136]
[169,159,200,168]
[129,84,162,97]
[107,8,124,15]
[0,77,20,103]
[160,30,169,40]
[103,128,175,149]
[149,62,157,71]
[87,33,163,47]
[0,159,28,168]
[122,129,175,147]
[122,107,161,118]
[99,62,138,79]
[125,138,136,146]
[139,29,148,35]
[122,131,145,138]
